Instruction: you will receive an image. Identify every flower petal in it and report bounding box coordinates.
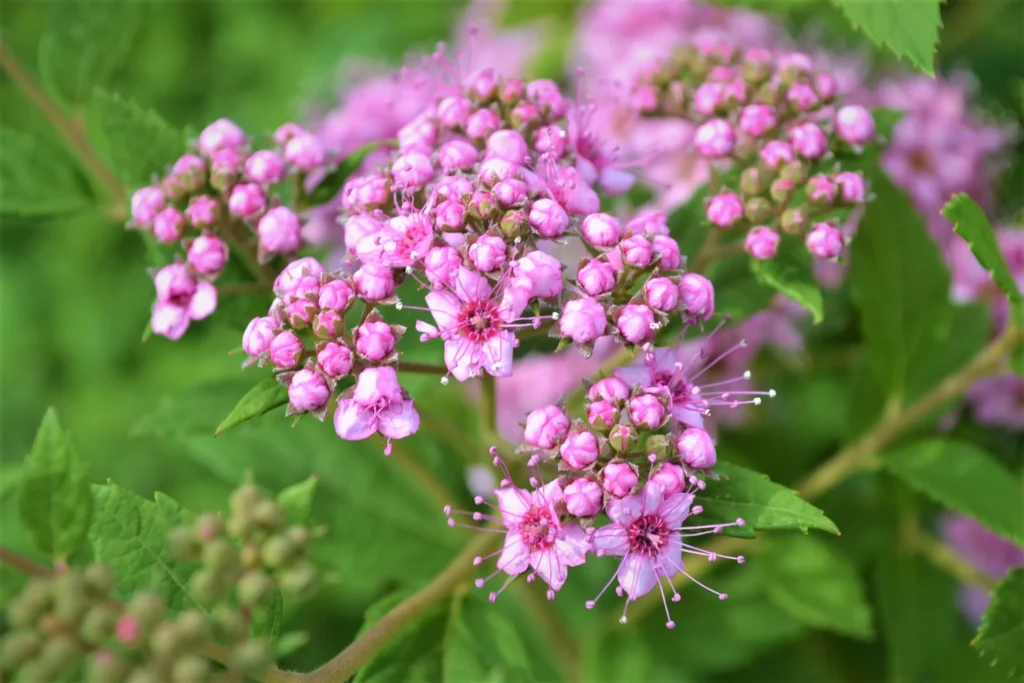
[333,399,377,441]
[425,291,461,331]
[617,553,659,600]
[189,282,218,320]
[592,525,629,557]
[641,482,666,516]
[444,337,481,382]
[453,266,492,302]
[660,492,695,528]
[151,303,190,340]
[533,479,563,508]
[496,531,530,576]
[613,362,652,388]
[482,333,514,378]
[494,487,531,527]
[378,400,420,439]
[671,405,705,429]
[605,492,644,526]
[531,548,568,591]
[555,524,590,568]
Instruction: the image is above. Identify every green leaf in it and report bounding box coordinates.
[872,108,905,140]
[830,0,942,75]
[251,587,283,640]
[274,631,310,659]
[973,568,1024,679]
[37,0,145,107]
[750,236,824,323]
[761,535,874,639]
[277,475,318,524]
[707,253,775,322]
[880,440,1024,546]
[88,483,198,611]
[307,140,389,206]
[1011,299,1024,375]
[943,194,1021,299]
[667,186,712,262]
[694,461,839,539]
[502,0,580,25]
[215,377,290,436]
[85,90,184,188]
[18,408,93,558]
[0,129,91,216]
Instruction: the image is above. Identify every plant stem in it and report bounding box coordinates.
[398,362,449,376]
[223,219,276,285]
[478,374,498,445]
[0,42,125,211]
[914,531,999,592]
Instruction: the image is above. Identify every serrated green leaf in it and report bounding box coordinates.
[277,475,318,524]
[37,0,144,107]
[215,377,290,436]
[943,194,1021,300]
[0,129,91,216]
[830,0,942,75]
[274,631,310,659]
[761,535,874,639]
[880,440,1024,547]
[85,90,184,188]
[307,140,390,206]
[88,482,198,611]
[18,409,93,558]
[973,568,1024,679]
[750,236,824,323]
[694,461,839,538]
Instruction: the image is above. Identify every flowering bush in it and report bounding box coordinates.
[2,0,1022,681]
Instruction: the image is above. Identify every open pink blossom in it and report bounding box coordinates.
[334,366,419,452]
[150,264,217,340]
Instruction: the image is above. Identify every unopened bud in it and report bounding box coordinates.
[7,581,52,627]
[252,500,284,531]
[237,571,275,606]
[126,592,165,633]
[80,604,120,645]
[779,162,808,186]
[230,484,264,516]
[172,655,210,683]
[84,564,117,595]
[39,634,79,676]
[201,538,239,574]
[211,605,245,643]
[188,569,222,607]
[740,167,767,196]
[85,649,129,683]
[0,630,40,669]
[744,197,773,224]
[168,525,200,560]
[174,610,208,647]
[780,208,807,235]
[230,641,272,675]
[149,621,186,659]
[278,563,317,596]
[285,525,310,548]
[260,535,296,569]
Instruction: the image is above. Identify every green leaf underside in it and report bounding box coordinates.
[750,236,824,323]
[943,194,1022,299]
[830,0,941,76]
[880,440,1024,547]
[694,461,839,538]
[0,129,91,216]
[973,568,1024,679]
[215,377,290,436]
[18,408,93,557]
[277,475,318,524]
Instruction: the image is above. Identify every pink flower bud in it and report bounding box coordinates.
[560,298,607,344]
[115,615,140,646]
[391,152,434,191]
[650,463,686,496]
[745,226,780,260]
[528,198,569,238]
[228,182,266,218]
[258,207,302,255]
[437,140,478,172]
[652,235,682,270]
[616,304,656,344]
[694,81,725,115]
[806,222,844,259]
[707,192,744,228]
[242,316,277,356]
[694,118,735,158]
[284,133,326,171]
[245,150,286,185]
[185,196,219,229]
[629,394,666,430]
[270,331,304,369]
[588,377,630,402]
[513,251,563,298]
[493,178,528,208]
[739,104,777,137]
[835,105,875,145]
[501,77,524,103]
[317,280,353,313]
[130,186,166,227]
[557,167,600,216]
[468,235,507,272]
[577,259,616,296]
[486,129,529,164]
[424,246,461,288]
[580,213,623,248]
[198,118,245,156]
[586,399,617,429]
[790,122,829,159]
[397,114,438,154]
[274,257,324,297]
[273,123,305,145]
[807,174,836,204]
[786,83,818,111]
[436,175,474,201]
[286,299,317,329]
[318,341,353,378]
[524,405,570,448]
[627,210,668,237]
[760,140,794,169]
[469,190,495,219]
[564,478,603,517]
[355,320,396,360]
[676,427,717,469]
[431,199,464,232]
[437,96,472,128]
[187,234,229,275]
[154,263,195,302]
[526,79,566,117]
[620,235,653,267]
[560,431,600,469]
[479,157,520,187]
[644,276,679,312]
[836,171,867,203]
[466,108,501,141]
[602,461,638,497]
[288,369,330,413]
[532,125,567,157]
[511,101,540,127]
[679,273,714,323]
[469,68,498,100]
[165,154,206,197]
[313,309,344,338]
[353,263,395,301]
[152,206,185,244]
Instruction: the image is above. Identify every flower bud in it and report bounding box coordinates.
[744,197,773,224]
[313,280,350,314]
[786,83,818,111]
[83,564,117,594]
[237,570,275,606]
[790,122,829,159]
[694,118,735,158]
[398,114,438,154]
[616,304,656,344]
[586,399,617,430]
[260,535,296,569]
[652,235,683,270]
[353,263,396,301]
[437,96,471,128]
[620,235,654,267]
[186,195,219,229]
[806,222,844,259]
[644,276,680,312]
[676,427,717,469]
[589,377,630,402]
[514,251,563,298]
[230,641,272,676]
[1,630,40,669]
[355,320,396,360]
[199,118,245,156]
[172,656,210,683]
[284,133,326,171]
[627,210,668,237]
[835,105,875,145]
[740,167,768,196]
[807,174,836,205]
[650,462,686,496]
[435,140,476,173]
[528,198,569,238]
[278,562,317,596]
[836,171,867,203]
[577,259,616,296]
[628,394,666,430]
[738,104,776,137]
[288,369,330,413]
[317,342,353,378]
[432,198,465,232]
[560,431,600,469]
[706,191,743,228]
[468,234,507,272]
[391,152,434,191]
[564,478,603,517]
[152,206,185,244]
[780,207,807,235]
[269,331,303,369]
[769,178,794,204]
[560,298,608,344]
[487,129,529,164]
[187,234,229,276]
[424,246,461,288]
[466,108,501,141]
[228,182,267,218]
[312,309,342,339]
[745,226,780,260]
[580,213,623,248]
[524,405,570,449]
[760,140,794,169]
[493,178,528,208]
[209,147,242,191]
[286,299,317,329]
[532,124,568,157]
[201,538,238,575]
[511,101,540,127]
[245,150,286,185]
[679,273,715,323]
[243,316,277,357]
[165,154,206,198]
[602,461,638,497]
[693,81,724,115]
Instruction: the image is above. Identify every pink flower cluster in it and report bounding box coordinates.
[130,118,331,339]
[631,44,875,262]
[941,514,1024,622]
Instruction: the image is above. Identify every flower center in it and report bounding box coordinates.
[519,507,557,551]
[654,371,692,404]
[628,514,670,555]
[908,147,934,173]
[457,300,500,343]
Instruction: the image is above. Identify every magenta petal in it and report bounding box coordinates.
[378,400,420,439]
[533,480,564,508]
[425,290,461,331]
[592,526,629,557]
[617,553,659,600]
[482,333,514,378]
[496,531,530,576]
[660,492,695,528]
[613,363,651,388]
[333,399,377,441]
[188,282,218,320]
[444,338,481,381]
[453,266,492,302]
[672,405,706,429]
[555,524,590,568]
[495,487,531,526]
[641,482,666,515]
[151,303,190,340]
[605,492,644,526]
[531,548,568,591]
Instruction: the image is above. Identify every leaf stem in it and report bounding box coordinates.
[0,41,125,210]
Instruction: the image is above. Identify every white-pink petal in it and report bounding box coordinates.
[333,399,377,441]
[496,531,531,575]
[377,400,420,439]
[189,282,218,320]
[425,291,461,331]
[617,553,659,599]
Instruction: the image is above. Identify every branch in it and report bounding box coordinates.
[398,362,449,376]
[914,532,999,592]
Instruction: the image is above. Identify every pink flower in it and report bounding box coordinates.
[564,478,603,517]
[966,374,1024,430]
[629,394,666,430]
[601,461,638,498]
[524,405,570,449]
[676,427,717,469]
[353,263,396,301]
[130,187,166,228]
[941,514,1024,622]
[318,342,353,378]
[789,122,828,159]
[258,207,302,256]
[288,368,330,414]
[187,234,229,276]
[694,119,735,158]
[283,133,326,172]
[529,198,570,239]
[152,207,185,244]
[269,330,304,369]
[198,118,245,156]
[228,183,267,218]
[468,235,508,272]
[186,196,219,229]
[513,251,563,299]
[745,226,780,260]
[242,316,278,358]
[560,298,608,345]
[334,366,420,449]
[581,213,623,249]
[706,192,743,228]
[245,150,286,185]
[644,277,679,312]
[678,273,715,323]
[806,222,844,259]
[577,259,617,296]
[835,105,875,145]
[354,320,396,361]
[560,431,600,469]
[616,304,656,345]
[150,264,217,340]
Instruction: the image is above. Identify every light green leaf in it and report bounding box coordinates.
[750,236,824,323]
[85,90,184,188]
[973,568,1024,679]
[215,377,290,436]
[274,631,310,659]
[943,194,1021,299]
[251,587,283,640]
[88,482,198,611]
[18,408,92,558]
[694,461,839,539]
[1012,300,1024,375]
[761,535,874,639]
[880,440,1024,547]
[0,129,91,216]
[830,0,942,75]
[872,108,906,140]
[277,475,318,524]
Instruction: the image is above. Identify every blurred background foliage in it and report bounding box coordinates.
[1,0,1022,679]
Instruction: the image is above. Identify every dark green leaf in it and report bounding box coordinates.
[277,475,318,524]
[750,236,824,323]
[215,377,290,436]
[667,187,711,262]
[943,194,1021,299]
[973,568,1024,679]
[829,0,941,75]
[0,129,91,216]
[85,90,184,187]
[694,461,839,538]
[708,253,775,322]
[18,408,93,558]
[307,140,389,206]
[880,440,1024,547]
[761,535,874,639]
[1012,300,1024,375]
